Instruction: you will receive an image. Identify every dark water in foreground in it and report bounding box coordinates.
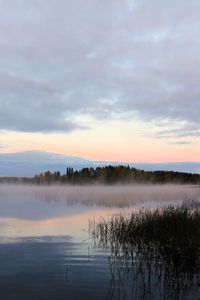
[0,184,200,299]
[0,240,112,300]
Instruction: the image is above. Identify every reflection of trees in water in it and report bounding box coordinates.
[90,202,200,299]
[31,184,200,208]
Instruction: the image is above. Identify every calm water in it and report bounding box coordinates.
[0,184,200,300]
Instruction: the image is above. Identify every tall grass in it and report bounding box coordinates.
[89,201,200,299]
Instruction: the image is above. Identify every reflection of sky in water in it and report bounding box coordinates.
[0,185,200,299]
[0,184,200,242]
[0,207,126,242]
[0,192,130,242]
[0,195,98,220]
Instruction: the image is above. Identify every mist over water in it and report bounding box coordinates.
[1,183,200,208]
[0,184,200,299]
[0,183,199,242]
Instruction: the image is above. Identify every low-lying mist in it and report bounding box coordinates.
[0,184,200,208]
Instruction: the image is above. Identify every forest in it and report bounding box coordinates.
[31,165,200,185]
[0,165,199,185]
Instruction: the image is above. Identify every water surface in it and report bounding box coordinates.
[0,184,200,299]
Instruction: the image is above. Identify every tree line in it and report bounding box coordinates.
[32,165,200,185]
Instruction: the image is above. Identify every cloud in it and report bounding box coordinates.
[0,150,200,177]
[0,0,199,134]
[154,123,200,139]
[170,141,192,145]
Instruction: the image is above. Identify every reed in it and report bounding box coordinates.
[89,200,200,299]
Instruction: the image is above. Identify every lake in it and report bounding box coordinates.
[0,184,200,300]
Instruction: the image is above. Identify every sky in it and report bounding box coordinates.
[0,0,200,167]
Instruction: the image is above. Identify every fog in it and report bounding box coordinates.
[0,184,200,208]
[0,184,200,242]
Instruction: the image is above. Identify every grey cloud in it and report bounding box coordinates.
[170,141,193,145]
[0,73,84,132]
[0,0,199,134]
[0,150,200,177]
[155,123,200,139]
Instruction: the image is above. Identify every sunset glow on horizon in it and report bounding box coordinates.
[0,0,200,169]
[1,121,200,163]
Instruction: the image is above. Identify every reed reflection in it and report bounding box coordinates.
[90,201,200,299]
